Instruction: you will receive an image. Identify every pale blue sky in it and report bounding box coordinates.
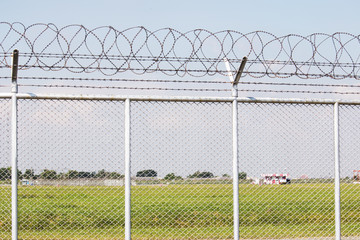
[3,0,359,35]
[1,0,360,99]
[1,0,359,178]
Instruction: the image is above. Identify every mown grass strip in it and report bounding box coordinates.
[0,183,359,239]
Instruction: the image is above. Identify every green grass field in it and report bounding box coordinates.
[0,183,359,239]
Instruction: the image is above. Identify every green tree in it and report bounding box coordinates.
[239,171,247,180]
[188,171,214,178]
[136,169,157,177]
[23,169,35,179]
[95,170,124,179]
[0,168,11,180]
[0,167,22,180]
[188,171,200,178]
[17,169,23,180]
[164,173,182,181]
[107,172,124,179]
[96,169,106,178]
[78,171,96,178]
[65,170,79,179]
[40,169,57,179]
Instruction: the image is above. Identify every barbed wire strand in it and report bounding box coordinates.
[2,52,359,68]
[18,84,230,92]
[16,76,230,84]
[17,84,360,95]
[7,76,360,88]
[10,65,358,79]
[237,89,360,95]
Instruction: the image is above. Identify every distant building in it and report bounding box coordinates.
[21,179,32,185]
[262,174,290,185]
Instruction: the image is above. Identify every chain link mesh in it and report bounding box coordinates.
[16,99,125,239]
[130,101,233,239]
[1,97,360,239]
[0,98,11,240]
[339,104,360,237]
[237,102,335,239]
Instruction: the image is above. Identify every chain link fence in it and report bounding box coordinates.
[130,101,232,239]
[17,99,125,239]
[0,98,11,240]
[0,95,360,239]
[339,104,360,237]
[238,103,335,239]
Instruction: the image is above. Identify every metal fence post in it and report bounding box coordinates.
[11,49,19,240]
[334,102,341,240]
[125,98,131,240]
[232,89,239,240]
[226,57,247,240]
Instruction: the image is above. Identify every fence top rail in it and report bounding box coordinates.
[0,92,359,105]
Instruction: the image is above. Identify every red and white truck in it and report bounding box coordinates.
[262,173,291,185]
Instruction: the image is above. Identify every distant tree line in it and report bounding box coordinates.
[188,171,214,178]
[136,169,157,178]
[0,168,124,180]
[134,169,218,179]
[0,167,23,180]
[222,172,247,180]
[0,167,247,181]
[133,169,246,180]
[164,173,182,180]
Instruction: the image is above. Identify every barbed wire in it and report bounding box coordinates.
[17,76,230,84]
[0,75,356,95]
[237,89,360,95]
[0,22,359,79]
[8,76,360,88]
[16,84,360,95]
[18,84,231,92]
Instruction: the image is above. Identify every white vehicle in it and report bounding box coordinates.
[262,174,290,185]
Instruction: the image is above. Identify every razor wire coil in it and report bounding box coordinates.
[1,22,360,79]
